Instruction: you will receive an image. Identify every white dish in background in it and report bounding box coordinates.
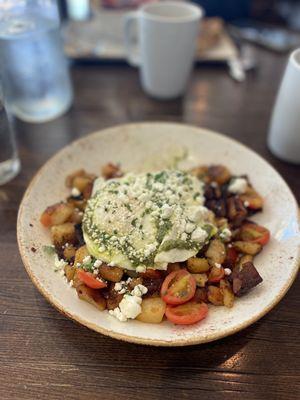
[17,123,300,346]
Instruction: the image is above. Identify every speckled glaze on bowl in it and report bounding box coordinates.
[17,123,300,346]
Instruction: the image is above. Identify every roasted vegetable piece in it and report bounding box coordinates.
[193,287,208,303]
[136,297,166,324]
[40,202,74,227]
[63,245,76,261]
[76,284,106,310]
[205,198,227,218]
[240,187,263,210]
[240,223,270,246]
[220,280,235,308]
[229,262,263,297]
[68,208,83,224]
[98,264,124,282]
[227,197,247,227]
[207,165,231,185]
[223,246,238,269]
[104,286,124,310]
[74,245,90,266]
[187,257,210,273]
[233,241,262,255]
[51,222,76,247]
[238,254,253,268]
[101,163,123,180]
[207,286,223,306]
[165,301,208,325]
[166,262,182,273]
[65,169,96,188]
[161,270,196,305]
[190,166,209,181]
[192,273,208,287]
[127,277,143,290]
[142,277,163,297]
[77,269,107,289]
[82,182,93,199]
[208,266,225,283]
[64,264,76,282]
[205,239,226,266]
[72,176,93,193]
[67,197,87,211]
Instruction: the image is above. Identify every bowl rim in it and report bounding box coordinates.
[17,122,300,346]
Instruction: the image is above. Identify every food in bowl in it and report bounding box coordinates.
[40,163,269,325]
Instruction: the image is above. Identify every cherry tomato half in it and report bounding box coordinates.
[240,223,270,246]
[161,269,196,305]
[77,269,107,289]
[208,266,225,283]
[165,301,208,325]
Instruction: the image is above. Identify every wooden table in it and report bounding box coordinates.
[1,47,299,400]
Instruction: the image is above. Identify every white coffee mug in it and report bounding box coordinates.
[124,1,203,99]
[268,48,300,164]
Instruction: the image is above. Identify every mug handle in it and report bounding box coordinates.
[123,11,141,67]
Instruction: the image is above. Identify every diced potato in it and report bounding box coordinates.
[76,284,106,310]
[69,208,83,224]
[205,239,226,266]
[219,280,234,308]
[64,264,76,282]
[63,245,76,261]
[190,166,209,182]
[136,297,166,324]
[101,163,123,180]
[187,257,210,273]
[238,254,253,268]
[40,202,74,227]
[193,287,208,303]
[240,187,263,210]
[82,182,93,199]
[74,245,89,267]
[51,222,76,247]
[192,273,208,287]
[99,264,123,282]
[227,197,247,227]
[65,169,96,188]
[233,241,262,255]
[207,165,231,185]
[207,286,223,306]
[127,277,143,290]
[73,176,92,193]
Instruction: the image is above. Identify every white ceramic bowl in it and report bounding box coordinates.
[17,123,300,346]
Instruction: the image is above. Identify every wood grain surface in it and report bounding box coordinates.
[1,47,299,400]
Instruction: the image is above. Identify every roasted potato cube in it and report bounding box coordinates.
[190,166,209,181]
[63,244,76,261]
[207,286,223,306]
[51,222,76,247]
[127,277,143,290]
[205,239,226,266]
[192,273,208,287]
[64,264,76,282]
[82,182,93,199]
[207,165,231,185]
[67,197,87,211]
[68,208,83,224]
[65,169,96,188]
[222,287,234,308]
[40,202,74,227]
[136,297,166,324]
[73,176,92,193]
[101,163,123,180]
[74,245,90,267]
[187,257,210,273]
[76,284,106,310]
[227,197,247,227]
[233,241,262,255]
[240,187,263,210]
[238,254,253,268]
[193,287,208,303]
[99,264,123,282]
[230,262,263,297]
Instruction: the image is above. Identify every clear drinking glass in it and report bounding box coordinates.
[0,0,73,123]
[0,91,20,185]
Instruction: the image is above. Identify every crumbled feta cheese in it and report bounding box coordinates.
[93,259,102,268]
[71,187,81,197]
[108,261,116,267]
[181,232,187,241]
[83,255,91,264]
[224,268,231,276]
[191,227,208,243]
[211,181,218,188]
[244,201,250,207]
[228,178,248,194]
[109,308,127,322]
[161,204,173,219]
[220,228,232,241]
[131,284,148,297]
[54,255,67,271]
[76,262,81,267]
[69,280,73,287]
[214,263,221,269]
[119,294,142,319]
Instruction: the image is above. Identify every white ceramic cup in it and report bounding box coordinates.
[124,1,203,99]
[268,48,300,164]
